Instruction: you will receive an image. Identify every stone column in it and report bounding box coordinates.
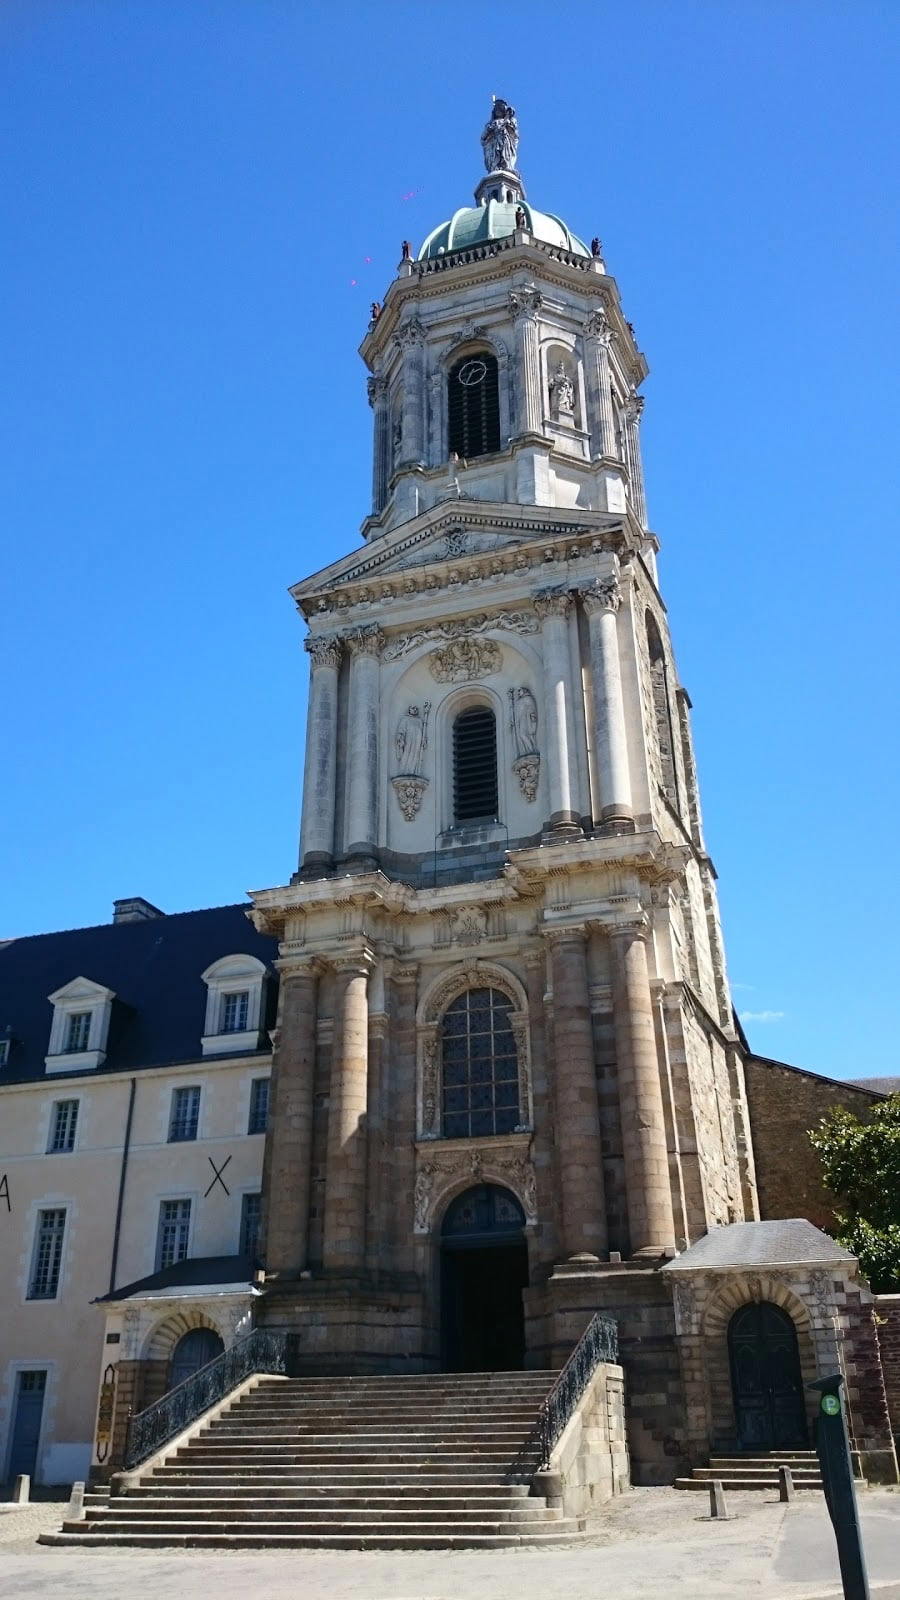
[546,927,608,1261]
[343,625,382,868]
[580,577,633,825]
[534,588,582,839]
[509,287,543,435]
[583,309,617,460]
[609,918,676,1257]
[427,369,444,467]
[261,961,319,1275]
[323,950,373,1273]
[299,634,342,873]
[624,391,648,529]
[398,318,426,465]
[367,375,390,512]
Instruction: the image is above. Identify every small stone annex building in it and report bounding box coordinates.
[1,101,897,1500]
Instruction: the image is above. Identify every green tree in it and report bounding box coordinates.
[808,1095,900,1292]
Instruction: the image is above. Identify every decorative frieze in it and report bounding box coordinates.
[413,1138,538,1232]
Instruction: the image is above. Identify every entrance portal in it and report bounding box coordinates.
[728,1301,807,1450]
[440,1184,528,1371]
[169,1327,224,1391]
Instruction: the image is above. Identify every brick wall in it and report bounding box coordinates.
[744,1057,882,1229]
[875,1295,900,1435]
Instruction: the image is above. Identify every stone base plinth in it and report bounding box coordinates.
[524,1259,688,1485]
[257,1273,432,1374]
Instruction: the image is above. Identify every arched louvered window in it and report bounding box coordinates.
[448,351,501,460]
[441,988,521,1138]
[453,706,498,823]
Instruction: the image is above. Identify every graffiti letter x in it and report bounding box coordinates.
[204,1155,232,1198]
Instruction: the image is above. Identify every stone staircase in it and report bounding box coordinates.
[41,1370,591,1549]
[675,1450,823,1491]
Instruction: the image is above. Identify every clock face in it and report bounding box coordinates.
[821,1393,841,1416]
[458,359,488,388]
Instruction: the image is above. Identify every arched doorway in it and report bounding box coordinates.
[168,1327,224,1391]
[728,1301,807,1450]
[440,1184,528,1372]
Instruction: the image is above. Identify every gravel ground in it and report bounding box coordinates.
[0,1486,896,1599]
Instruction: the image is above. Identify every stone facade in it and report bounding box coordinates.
[744,1056,884,1231]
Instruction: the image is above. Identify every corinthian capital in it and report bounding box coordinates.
[579,577,621,616]
[367,375,388,407]
[396,317,426,349]
[508,286,543,320]
[624,391,645,425]
[584,307,612,343]
[305,633,343,670]
[533,587,572,621]
[345,623,384,658]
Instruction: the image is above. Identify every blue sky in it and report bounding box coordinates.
[2,1,898,1080]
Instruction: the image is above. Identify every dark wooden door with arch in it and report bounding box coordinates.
[728,1301,807,1451]
[169,1327,224,1392]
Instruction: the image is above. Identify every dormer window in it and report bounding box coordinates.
[45,977,115,1074]
[201,955,267,1058]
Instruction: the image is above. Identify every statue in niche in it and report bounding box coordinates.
[510,686,538,756]
[394,702,430,775]
[549,360,576,419]
[481,98,519,173]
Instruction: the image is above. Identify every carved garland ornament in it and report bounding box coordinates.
[383,610,538,663]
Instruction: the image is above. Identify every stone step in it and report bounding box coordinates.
[173,1448,519,1462]
[700,1462,820,1476]
[200,1424,534,1439]
[100,1495,546,1513]
[40,1530,585,1550]
[707,1455,817,1466]
[60,1517,584,1538]
[74,1503,559,1526]
[213,1410,541,1425]
[145,1473,519,1488]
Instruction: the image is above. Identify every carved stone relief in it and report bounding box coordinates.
[383,610,538,662]
[413,1143,538,1233]
[509,685,540,802]
[428,637,502,682]
[452,906,487,945]
[392,776,429,822]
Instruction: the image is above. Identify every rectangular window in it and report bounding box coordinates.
[66,1012,91,1053]
[28,1208,67,1299]
[247,1077,269,1135]
[221,990,250,1034]
[156,1198,191,1271]
[48,1100,79,1153]
[240,1192,261,1262]
[168,1085,201,1143]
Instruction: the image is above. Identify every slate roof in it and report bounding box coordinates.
[662,1219,856,1273]
[96,1254,259,1303]
[0,904,278,1084]
[849,1076,900,1096]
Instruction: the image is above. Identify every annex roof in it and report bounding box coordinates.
[662,1219,855,1273]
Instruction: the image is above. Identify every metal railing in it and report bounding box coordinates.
[505,1312,619,1483]
[124,1327,296,1470]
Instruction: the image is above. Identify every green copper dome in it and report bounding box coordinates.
[419,198,589,261]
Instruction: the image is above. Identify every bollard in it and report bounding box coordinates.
[709,1478,728,1519]
[778,1464,795,1503]
[12,1474,29,1504]
[66,1481,86,1521]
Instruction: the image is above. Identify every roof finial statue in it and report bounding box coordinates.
[481,97,519,173]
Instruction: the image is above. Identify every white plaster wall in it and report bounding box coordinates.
[0,1056,268,1483]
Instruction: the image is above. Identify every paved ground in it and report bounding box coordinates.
[0,1487,897,1599]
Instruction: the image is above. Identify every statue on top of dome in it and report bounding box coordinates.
[481,98,519,173]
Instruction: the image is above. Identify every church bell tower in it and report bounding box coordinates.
[250,101,758,1450]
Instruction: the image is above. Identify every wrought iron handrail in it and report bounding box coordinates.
[505,1311,618,1483]
[124,1327,296,1470]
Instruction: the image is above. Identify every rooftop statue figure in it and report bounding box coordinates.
[481,97,519,173]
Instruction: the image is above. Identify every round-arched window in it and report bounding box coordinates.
[441,987,520,1138]
[448,350,501,459]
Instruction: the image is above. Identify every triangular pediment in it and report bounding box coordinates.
[291,504,623,607]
